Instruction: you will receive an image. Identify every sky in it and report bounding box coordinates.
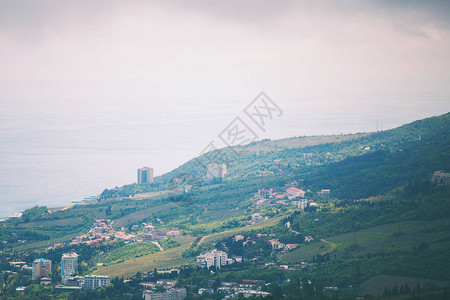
[0,1,450,215]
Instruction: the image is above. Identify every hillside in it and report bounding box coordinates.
[1,112,449,299]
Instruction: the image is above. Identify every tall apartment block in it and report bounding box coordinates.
[206,164,227,179]
[61,252,78,279]
[32,258,52,280]
[138,167,154,184]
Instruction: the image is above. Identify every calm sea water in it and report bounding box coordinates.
[1,92,449,217]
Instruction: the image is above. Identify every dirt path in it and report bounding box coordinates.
[320,238,337,255]
[152,241,164,251]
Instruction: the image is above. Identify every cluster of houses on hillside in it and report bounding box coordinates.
[68,220,181,246]
[71,219,135,246]
[141,224,181,242]
[252,183,324,210]
[234,233,302,252]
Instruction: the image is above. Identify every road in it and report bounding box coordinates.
[152,241,164,251]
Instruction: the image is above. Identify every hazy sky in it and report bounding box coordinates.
[2,0,450,101]
[1,1,450,211]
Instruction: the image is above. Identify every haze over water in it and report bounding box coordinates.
[1,92,449,217]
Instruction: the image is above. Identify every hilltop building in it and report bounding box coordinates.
[206,164,227,179]
[138,167,154,184]
[432,170,450,185]
[32,258,52,280]
[82,275,110,289]
[61,252,78,280]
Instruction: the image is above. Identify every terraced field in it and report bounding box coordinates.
[93,236,196,277]
[281,218,450,264]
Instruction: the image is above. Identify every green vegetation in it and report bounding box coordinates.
[1,112,450,299]
[94,243,160,265]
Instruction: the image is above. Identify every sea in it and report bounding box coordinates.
[1,92,449,217]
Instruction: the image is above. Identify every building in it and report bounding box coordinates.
[82,275,110,289]
[299,199,308,210]
[66,276,85,287]
[166,230,181,238]
[206,164,227,179]
[286,187,306,199]
[319,189,331,200]
[143,224,156,233]
[40,277,52,285]
[197,249,233,269]
[138,167,154,184]
[432,170,450,185]
[61,252,78,280]
[258,188,275,198]
[251,213,265,222]
[143,288,186,300]
[32,258,52,280]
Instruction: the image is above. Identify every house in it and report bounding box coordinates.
[286,187,306,199]
[309,202,320,209]
[239,279,264,288]
[276,199,289,205]
[258,188,276,198]
[166,230,180,238]
[40,277,51,285]
[143,225,155,233]
[155,279,177,288]
[233,235,245,242]
[251,213,265,222]
[268,239,285,250]
[255,199,270,207]
[319,189,331,200]
[285,244,299,251]
[304,236,314,242]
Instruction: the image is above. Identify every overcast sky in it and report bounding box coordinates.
[1,1,450,214]
[1,0,450,102]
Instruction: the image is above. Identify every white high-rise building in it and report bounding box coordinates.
[138,167,154,184]
[61,252,78,279]
[197,249,233,269]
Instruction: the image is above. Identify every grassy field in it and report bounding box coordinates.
[22,216,84,227]
[93,236,196,277]
[112,202,175,227]
[281,218,450,264]
[281,240,332,263]
[245,133,369,152]
[14,230,87,251]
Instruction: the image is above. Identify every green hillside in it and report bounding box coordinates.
[1,112,449,299]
